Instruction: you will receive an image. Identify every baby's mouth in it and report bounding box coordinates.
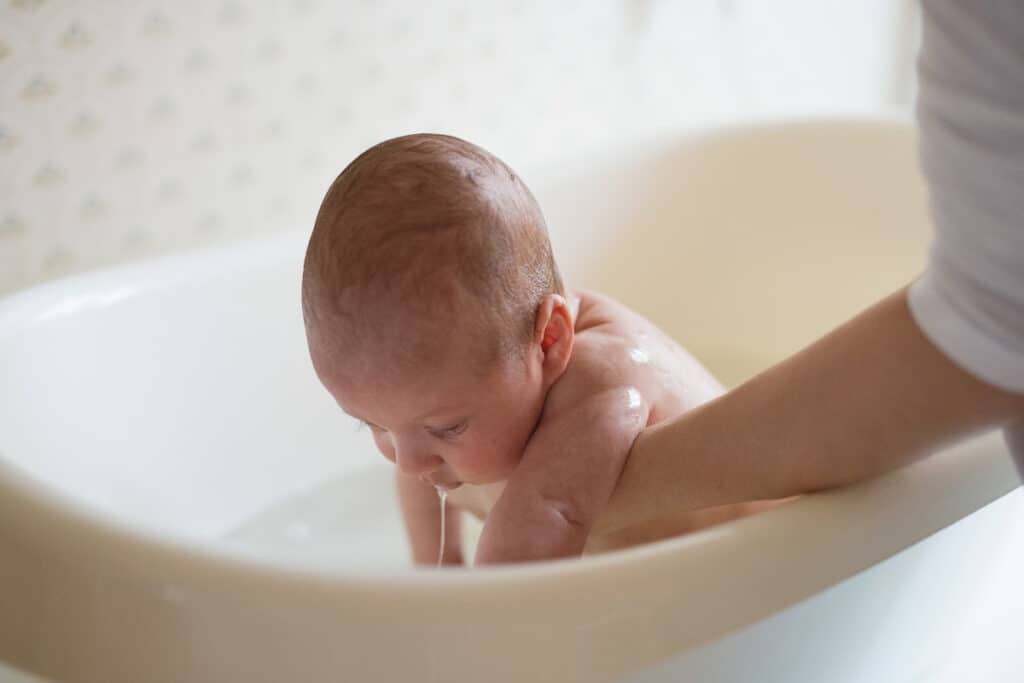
[423,476,462,491]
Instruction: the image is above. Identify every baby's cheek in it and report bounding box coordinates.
[461,441,520,480]
[443,447,481,477]
[499,446,526,475]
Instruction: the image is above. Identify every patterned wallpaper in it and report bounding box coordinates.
[0,0,917,294]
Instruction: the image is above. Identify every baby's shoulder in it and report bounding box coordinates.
[556,287,722,423]
[545,291,652,411]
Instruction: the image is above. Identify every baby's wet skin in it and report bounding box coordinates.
[302,133,782,565]
[437,287,760,556]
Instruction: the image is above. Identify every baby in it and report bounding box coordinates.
[302,133,774,566]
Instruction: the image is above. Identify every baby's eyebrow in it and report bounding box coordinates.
[411,406,467,423]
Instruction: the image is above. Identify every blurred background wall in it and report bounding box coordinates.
[0,0,918,294]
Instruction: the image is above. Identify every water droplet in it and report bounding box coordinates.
[626,387,643,410]
[436,486,449,567]
[628,347,651,364]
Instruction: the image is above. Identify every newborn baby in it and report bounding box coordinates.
[302,133,774,565]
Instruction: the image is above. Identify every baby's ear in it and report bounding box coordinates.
[535,294,574,383]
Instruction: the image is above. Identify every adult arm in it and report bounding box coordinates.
[600,288,1024,533]
[600,0,1024,532]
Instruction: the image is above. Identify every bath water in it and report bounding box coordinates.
[220,465,482,569]
[221,465,410,569]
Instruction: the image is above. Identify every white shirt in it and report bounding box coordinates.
[908,0,1024,465]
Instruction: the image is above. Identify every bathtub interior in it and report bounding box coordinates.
[0,244,376,541]
[0,120,932,566]
[537,120,928,387]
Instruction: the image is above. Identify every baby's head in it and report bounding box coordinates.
[303,134,573,489]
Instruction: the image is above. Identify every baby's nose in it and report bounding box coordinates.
[393,445,444,476]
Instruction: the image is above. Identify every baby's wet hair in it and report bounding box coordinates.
[302,133,563,365]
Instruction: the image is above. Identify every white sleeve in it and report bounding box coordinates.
[908,0,1024,394]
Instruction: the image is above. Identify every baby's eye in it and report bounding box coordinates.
[430,421,468,439]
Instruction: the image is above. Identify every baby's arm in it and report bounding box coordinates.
[396,471,463,566]
[474,387,647,565]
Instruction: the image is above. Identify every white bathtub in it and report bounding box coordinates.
[1,119,1020,683]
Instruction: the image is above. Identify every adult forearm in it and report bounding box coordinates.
[605,287,1024,530]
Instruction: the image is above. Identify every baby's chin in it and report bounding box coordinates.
[433,471,509,490]
[431,458,520,489]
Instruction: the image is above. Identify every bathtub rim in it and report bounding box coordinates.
[0,430,1016,601]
